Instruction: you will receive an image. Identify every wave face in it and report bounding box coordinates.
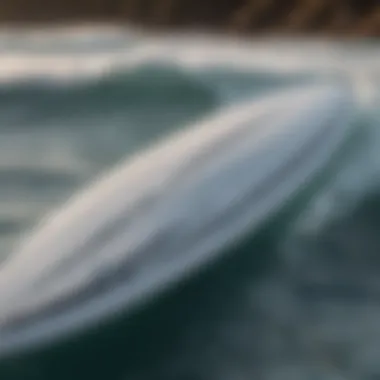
[0,28,379,379]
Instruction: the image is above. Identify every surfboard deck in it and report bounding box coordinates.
[0,82,362,379]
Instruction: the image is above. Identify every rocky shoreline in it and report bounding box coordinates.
[0,0,378,36]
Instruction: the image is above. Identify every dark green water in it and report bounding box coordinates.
[0,29,380,379]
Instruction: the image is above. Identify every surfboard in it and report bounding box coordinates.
[0,83,359,366]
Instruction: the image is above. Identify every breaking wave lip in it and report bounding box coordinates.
[0,27,378,84]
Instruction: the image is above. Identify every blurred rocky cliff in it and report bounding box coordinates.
[0,0,378,36]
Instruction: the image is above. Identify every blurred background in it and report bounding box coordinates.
[0,1,379,380]
[0,0,378,36]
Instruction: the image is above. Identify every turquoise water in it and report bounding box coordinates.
[0,28,380,379]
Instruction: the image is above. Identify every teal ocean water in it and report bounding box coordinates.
[0,27,380,379]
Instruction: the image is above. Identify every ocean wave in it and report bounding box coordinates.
[0,27,379,379]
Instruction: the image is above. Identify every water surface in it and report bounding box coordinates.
[0,28,379,379]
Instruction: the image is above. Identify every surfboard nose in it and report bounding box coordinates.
[0,81,358,358]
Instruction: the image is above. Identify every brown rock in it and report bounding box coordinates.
[0,0,378,36]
